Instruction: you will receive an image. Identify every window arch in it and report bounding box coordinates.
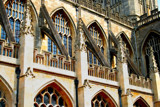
[88,22,105,65]
[133,97,149,107]
[0,0,25,42]
[34,81,74,107]
[48,10,73,57]
[143,32,160,77]
[91,90,117,107]
[34,86,68,107]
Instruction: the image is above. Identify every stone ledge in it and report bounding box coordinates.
[129,85,153,94]
[88,75,119,87]
[0,55,19,65]
[33,63,76,78]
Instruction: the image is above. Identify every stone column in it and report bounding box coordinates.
[75,19,90,107]
[19,0,35,107]
[149,47,160,107]
[117,37,132,107]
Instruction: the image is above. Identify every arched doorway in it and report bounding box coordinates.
[91,90,117,107]
[34,82,73,107]
[133,97,149,107]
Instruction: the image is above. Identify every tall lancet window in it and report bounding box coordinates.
[48,11,72,57]
[144,33,160,77]
[88,23,105,65]
[0,0,25,43]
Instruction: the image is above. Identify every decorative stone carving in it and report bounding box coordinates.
[20,0,33,36]
[117,37,126,63]
[126,88,133,96]
[149,47,159,73]
[75,19,87,51]
[83,79,92,88]
[20,67,35,78]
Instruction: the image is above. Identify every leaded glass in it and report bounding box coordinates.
[48,12,72,57]
[88,25,104,65]
[34,86,67,107]
[0,0,25,43]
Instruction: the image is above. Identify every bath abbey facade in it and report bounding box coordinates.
[0,0,160,107]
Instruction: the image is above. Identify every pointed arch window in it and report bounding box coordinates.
[0,0,25,42]
[48,12,72,57]
[92,95,108,107]
[34,86,68,107]
[88,24,104,65]
[144,34,160,77]
[133,97,149,107]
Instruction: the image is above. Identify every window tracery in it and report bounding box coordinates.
[88,25,104,65]
[91,95,108,107]
[144,35,160,77]
[34,86,68,107]
[0,0,25,43]
[48,12,72,57]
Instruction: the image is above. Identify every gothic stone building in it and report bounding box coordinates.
[0,0,160,107]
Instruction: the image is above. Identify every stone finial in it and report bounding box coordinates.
[149,47,159,73]
[78,19,83,32]
[75,19,86,51]
[118,37,126,62]
[20,0,33,36]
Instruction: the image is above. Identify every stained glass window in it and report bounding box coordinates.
[88,25,104,65]
[48,12,72,57]
[92,95,108,107]
[34,87,67,107]
[0,0,25,42]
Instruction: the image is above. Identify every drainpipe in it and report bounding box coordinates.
[74,78,79,107]
[118,87,122,107]
[15,67,21,107]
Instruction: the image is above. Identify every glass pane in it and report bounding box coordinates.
[48,87,53,94]
[53,42,57,54]
[68,37,72,57]
[95,101,99,107]
[36,94,42,104]
[101,102,104,107]
[51,95,57,106]
[48,38,52,52]
[63,36,67,49]
[0,100,5,107]
[59,97,64,106]
[97,95,101,101]
[44,94,49,105]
